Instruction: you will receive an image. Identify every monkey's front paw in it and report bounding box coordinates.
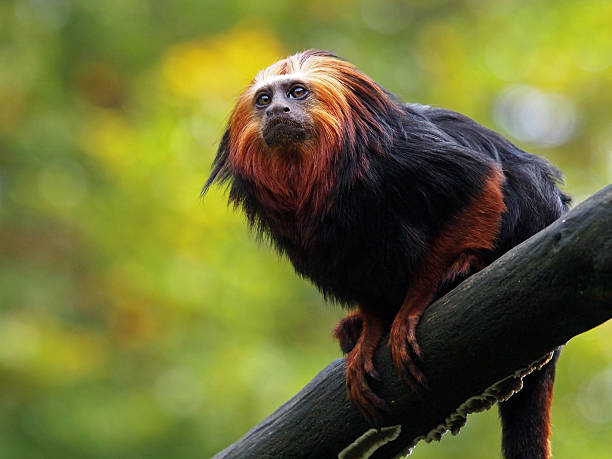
[389,316,428,391]
[345,353,389,427]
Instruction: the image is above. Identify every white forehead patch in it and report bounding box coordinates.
[252,72,308,92]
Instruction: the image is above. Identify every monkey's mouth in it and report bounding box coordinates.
[263,118,308,147]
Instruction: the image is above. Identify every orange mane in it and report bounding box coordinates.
[220,50,402,213]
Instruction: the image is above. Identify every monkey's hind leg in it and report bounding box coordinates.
[498,349,560,459]
[334,310,363,354]
[344,306,388,426]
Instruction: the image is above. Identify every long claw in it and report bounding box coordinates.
[406,316,424,362]
[346,358,388,427]
[401,354,429,389]
[390,317,429,392]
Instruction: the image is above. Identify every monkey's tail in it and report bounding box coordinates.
[498,348,561,459]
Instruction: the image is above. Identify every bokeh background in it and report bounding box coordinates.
[1,0,611,458]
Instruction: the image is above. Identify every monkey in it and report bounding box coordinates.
[202,50,571,459]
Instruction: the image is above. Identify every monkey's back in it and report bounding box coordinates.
[410,104,571,259]
[288,105,570,314]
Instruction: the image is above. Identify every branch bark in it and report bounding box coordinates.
[213,185,612,459]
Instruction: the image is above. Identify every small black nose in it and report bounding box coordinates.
[266,104,291,117]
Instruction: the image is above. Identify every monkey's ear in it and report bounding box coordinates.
[201,129,231,197]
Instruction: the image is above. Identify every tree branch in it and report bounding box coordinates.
[213,185,612,459]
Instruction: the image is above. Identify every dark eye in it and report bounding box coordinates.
[288,86,307,99]
[256,93,271,106]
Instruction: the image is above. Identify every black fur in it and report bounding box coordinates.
[205,102,569,319]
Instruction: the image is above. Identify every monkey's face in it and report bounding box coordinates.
[214,50,399,211]
[252,78,314,148]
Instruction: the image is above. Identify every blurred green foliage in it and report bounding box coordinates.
[1,0,611,458]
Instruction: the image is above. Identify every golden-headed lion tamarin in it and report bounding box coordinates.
[203,50,570,459]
